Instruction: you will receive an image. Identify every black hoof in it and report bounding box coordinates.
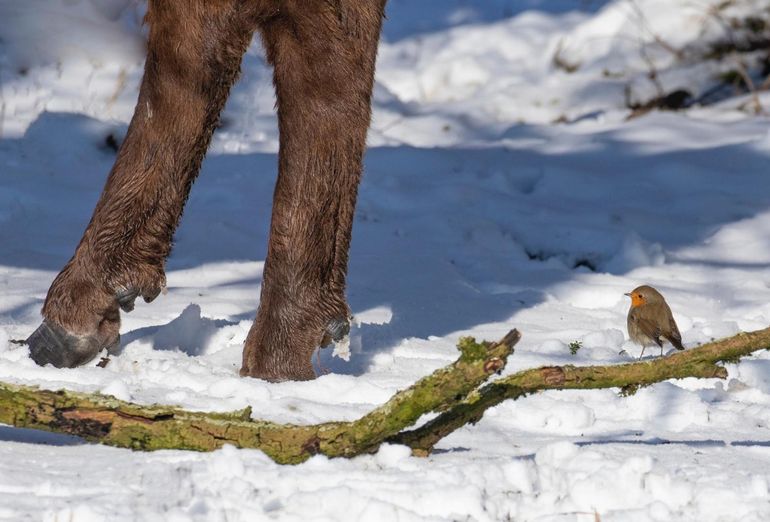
[115,286,162,313]
[321,316,351,347]
[27,320,119,368]
[115,288,139,312]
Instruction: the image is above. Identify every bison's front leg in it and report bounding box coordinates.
[28,1,262,367]
[240,1,386,380]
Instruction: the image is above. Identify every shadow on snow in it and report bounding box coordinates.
[1,110,770,378]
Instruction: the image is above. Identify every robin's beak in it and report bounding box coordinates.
[624,292,631,297]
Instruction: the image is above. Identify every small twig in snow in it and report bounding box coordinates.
[732,53,766,114]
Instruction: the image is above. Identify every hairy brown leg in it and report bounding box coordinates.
[241,0,386,380]
[29,0,272,367]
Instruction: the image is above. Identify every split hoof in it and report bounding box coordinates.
[27,320,118,368]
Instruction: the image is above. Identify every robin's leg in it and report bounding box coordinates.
[638,346,646,360]
[240,0,386,381]
[28,0,267,367]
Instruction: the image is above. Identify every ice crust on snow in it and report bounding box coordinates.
[1,0,770,520]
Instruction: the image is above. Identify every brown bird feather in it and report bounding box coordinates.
[626,285,684,358]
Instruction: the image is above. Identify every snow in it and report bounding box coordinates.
[2,0,770,520]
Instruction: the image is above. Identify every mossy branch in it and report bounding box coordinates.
[391,326,770,455]
[2,327,768,463]
[0,330,520,464]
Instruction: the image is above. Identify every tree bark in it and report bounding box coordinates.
[390,327,770,455]
[1,326,769,463]
[0,330,519,464]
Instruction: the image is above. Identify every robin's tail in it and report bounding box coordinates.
[666,334,685,351]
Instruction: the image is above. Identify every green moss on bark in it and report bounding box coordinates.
[0,330,520,464]
[393,326,770,454]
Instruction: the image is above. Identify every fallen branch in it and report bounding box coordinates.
[2,326,769,462]
[0,330,519,464]
[392,326,770,455]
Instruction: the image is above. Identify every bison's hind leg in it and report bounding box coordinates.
[240,0,385,381]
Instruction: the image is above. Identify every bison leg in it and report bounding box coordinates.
[240,1,385,380]
[29,0,266,367]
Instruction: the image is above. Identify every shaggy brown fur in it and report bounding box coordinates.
[28,0,386,381]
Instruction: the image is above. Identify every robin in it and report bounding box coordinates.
[625,285,685,359]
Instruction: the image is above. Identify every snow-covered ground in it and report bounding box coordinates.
[2,0,770,520]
